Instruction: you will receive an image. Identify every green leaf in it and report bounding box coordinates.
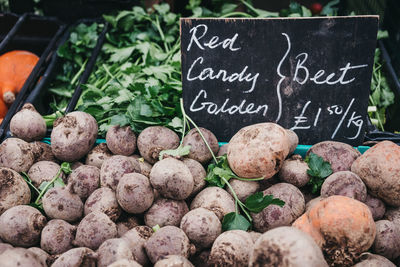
[21,172,40,195]
[377,30,389,40]
[159,145,191,160]
[305,153,332,193]
[110,114,130,126]
[204,155,239,188]
[61,162,72,175]
[245,192,285,213]
[301,6,312,17]
[167,117,183,130]
[222,212,251,231]
[110,46,135,63]
[320,0,340,16]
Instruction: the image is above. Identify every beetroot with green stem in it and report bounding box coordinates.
[137,126,180,164]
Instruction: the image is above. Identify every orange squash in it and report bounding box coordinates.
[0,50,39,105]
[293,195,376,266]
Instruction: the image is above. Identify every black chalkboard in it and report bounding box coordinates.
[180,16,379,146]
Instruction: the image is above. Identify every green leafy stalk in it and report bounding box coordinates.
[180,98,218,163]
[305,153,333,194]
[21,172,41,195]
[34,162,72,205]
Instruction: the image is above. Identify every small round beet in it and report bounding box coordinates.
[116,173,154,214]
[0,205,47,247]
[97,238,134,267]
[116,214,141,237]
[145,226,194,264]
[180,208,221,249]
[137,126,180,164]
[365,194,386,221]
[150,158,194,200]
[85,143,112,169]
[73,211,118,250]
[372,220,400,260]
[209,230,253,266]
[130,154,152,177]
[227,178,260,202]
[154,255,194,267]
[30,141,57,163]
[100,155,140,190]
[321,171,367,202]
[183,158,206,197]
[42,187,83,223]
[0,247,45,267]
[51,111,98,162]
[106,125,137,156]
[10,103,46,142]
[40,219,76,255]
[190,187,235,220]
[145,198,189,228]
[278,155,310,187]
[251,183,305,232]
[51,247,97,267]
[0,167,31,215]
[182,127,219,164]
[84,187,121,222]
[0,138,35,172]
[68,165,100,200]
[122,226,153,266]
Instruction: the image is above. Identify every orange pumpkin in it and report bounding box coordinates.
[293,195,376,266]
[0,50,39,105]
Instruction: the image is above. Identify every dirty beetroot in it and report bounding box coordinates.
[0,107,398,267]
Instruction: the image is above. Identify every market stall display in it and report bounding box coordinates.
[0,1,399,266]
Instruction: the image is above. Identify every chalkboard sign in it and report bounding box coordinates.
[180,16,379,146]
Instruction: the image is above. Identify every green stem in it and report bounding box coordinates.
[22,173,40,195]
[221,176,252,222]
[180,98,218,163]
[70,60,88,86]
[34,168,62,204]
[180,111,187,145]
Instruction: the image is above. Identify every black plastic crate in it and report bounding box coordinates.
[24,19,108,116]
[0,13,66,141]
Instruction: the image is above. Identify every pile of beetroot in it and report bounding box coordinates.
[0,103,400,267]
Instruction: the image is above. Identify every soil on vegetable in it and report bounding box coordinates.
[252,243,289,267]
